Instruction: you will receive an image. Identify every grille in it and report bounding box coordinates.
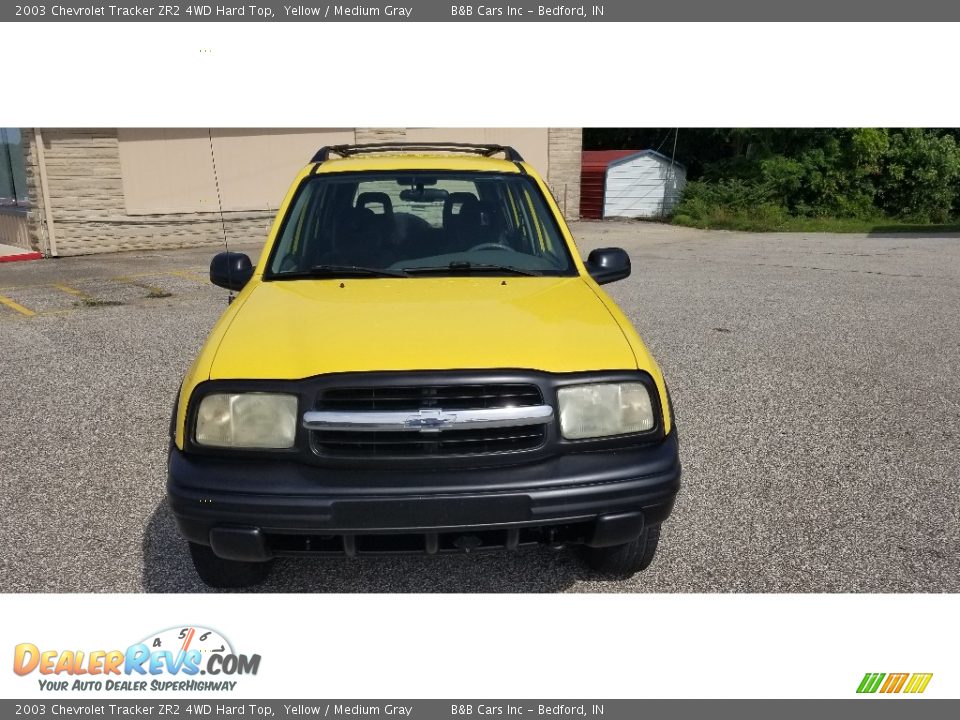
[313,425,547,457]
[312,383,547,458]
[265,521,593,556]
[317,384,543,412]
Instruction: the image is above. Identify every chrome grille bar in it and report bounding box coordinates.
[303,405,554,433]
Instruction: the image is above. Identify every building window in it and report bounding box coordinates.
[0,128,29,208]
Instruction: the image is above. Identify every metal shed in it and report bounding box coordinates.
[580,150,635,219]
[580,149,686,219]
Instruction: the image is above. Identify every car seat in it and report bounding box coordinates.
[356,192,395,243]
[327,206,393,267]
[443,193,482,252]
[457,199,504,250]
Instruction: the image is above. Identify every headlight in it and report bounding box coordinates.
[195,393,298,449]
[557,382,655,439]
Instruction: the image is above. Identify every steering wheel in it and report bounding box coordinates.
[468,242,515,252]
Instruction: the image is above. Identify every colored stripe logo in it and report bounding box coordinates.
[857,672,933,694]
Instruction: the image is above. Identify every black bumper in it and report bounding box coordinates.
[167,432,681,561]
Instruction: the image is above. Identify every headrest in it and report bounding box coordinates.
[443,192,479,227]
[356,192,393,215]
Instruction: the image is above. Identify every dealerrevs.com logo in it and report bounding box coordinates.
[13,626,261,693]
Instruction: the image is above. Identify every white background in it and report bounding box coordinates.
[2,595,957,698]
[3,23,960,127]
[2,20,958,700]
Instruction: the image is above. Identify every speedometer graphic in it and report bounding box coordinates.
[138,626,234,657]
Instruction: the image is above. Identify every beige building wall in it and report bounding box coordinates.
[402,128,549,177]
[23,128,582,257]
[117,129,357,214]
[19,129,45,253]
[0,209,30,250]
[547,128,583,220]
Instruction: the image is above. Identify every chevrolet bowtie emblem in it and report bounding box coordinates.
[404,408,455,432]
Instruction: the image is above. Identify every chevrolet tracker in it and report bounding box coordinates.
[167,143,681,587]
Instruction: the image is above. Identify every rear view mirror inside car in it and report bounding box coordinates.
[399,187,449,202]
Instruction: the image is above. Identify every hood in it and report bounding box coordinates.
[209,276,638,379]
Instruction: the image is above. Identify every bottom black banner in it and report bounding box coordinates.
[2,700,956,719]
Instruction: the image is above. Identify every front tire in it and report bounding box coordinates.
[583,525,661,578]
[188,542,273,589]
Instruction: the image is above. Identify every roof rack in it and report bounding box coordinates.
[311,142,525,163]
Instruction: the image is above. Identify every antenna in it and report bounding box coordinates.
[207,128,233,303]
[665,128,679,220]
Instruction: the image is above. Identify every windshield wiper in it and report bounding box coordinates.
[401,261,543,277]
[272,264,410,279]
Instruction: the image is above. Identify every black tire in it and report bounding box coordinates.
[188,542,273,589]
[583,525,661,578]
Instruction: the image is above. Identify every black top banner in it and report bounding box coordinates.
[5,0,960,21]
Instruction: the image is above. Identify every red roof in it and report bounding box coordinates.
[581,150,641,170]
[580,150,643,219]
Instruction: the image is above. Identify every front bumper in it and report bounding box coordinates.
[167,431,681,561]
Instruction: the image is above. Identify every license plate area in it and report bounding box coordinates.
[331,495,530,529]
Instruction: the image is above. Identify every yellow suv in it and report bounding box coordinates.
[168,143,680,587]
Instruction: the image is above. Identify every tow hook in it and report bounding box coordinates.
[453,535,483,552]
[546,527,566,551]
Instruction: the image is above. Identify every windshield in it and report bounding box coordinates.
[266,171,576,278]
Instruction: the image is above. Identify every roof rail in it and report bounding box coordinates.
[311,142,525,163]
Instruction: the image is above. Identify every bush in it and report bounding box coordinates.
[672,180,790,230]
[675,179,774,212]
[667,128,960,229]
[877,129,960,223]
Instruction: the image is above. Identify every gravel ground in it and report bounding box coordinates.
[1,223,958,593]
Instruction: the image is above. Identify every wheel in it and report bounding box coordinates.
[188,542,273,589]
[582,525,661,578]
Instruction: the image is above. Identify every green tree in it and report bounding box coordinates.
[583,128,960,225]
[878,129,960,222]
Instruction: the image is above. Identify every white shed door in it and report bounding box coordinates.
[604,155,685,218]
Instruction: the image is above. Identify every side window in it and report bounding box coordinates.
[0,128,28,207]
[504,181,565,264]
[270,182,321,273]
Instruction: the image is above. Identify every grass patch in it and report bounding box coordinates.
[146,289,173,299]
[672,210,960,234]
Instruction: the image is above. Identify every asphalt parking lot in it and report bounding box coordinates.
[1,222,958,593]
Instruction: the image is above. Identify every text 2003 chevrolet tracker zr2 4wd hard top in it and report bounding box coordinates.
[167,143,681,587]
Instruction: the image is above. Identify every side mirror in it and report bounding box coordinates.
[585,247,631,285]
[210,252,254,291]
